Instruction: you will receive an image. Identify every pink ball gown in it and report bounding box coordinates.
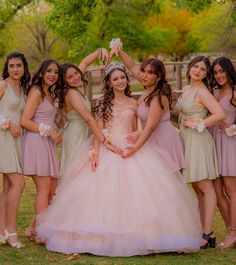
[36,101,202,256]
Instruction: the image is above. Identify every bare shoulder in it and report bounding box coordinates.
[27,86,42,102]
[182,85,189,93]
[0,80,8,99]
[128,97,138,107]
[198,86,212,97]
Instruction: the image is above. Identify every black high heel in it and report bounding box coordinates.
[200,231,216,249]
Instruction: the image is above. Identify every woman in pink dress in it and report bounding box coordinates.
[36,62,202,256]
[0,52,30,248]
[21,59,62,244]
[210,57,236,248]
[109,42,185,171]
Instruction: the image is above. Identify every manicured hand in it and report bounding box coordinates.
[50,129,62,144]
[126,131,141,145]
[91,155,99,171]
[9,122,21,137]
[122,146,138,158]
[104,142,123,155]
[100,48,109,66]
[183,119,196,129]
[219,121,229,132]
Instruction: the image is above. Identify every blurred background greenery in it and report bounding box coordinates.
[0,0,236,70]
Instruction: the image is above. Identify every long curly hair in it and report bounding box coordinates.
[186,56,212,92]
[211,56,236,107]
[93,67,132,122]
[2,51,30,93]
[26,59,60,103]
[56,63,88,110]
[141,58,172,109]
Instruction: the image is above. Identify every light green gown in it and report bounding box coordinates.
[60,94,91,178]
[0,84,25,173]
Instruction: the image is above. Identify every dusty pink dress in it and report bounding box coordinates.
[210,91,236,176]
[138,103,185,171]
[21,98,59,177]
[37,101,201,256]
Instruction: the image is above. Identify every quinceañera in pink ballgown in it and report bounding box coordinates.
[37,99,202,256]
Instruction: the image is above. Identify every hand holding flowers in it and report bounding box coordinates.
[0,114,10,130]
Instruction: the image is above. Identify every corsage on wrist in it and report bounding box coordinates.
[0,114,10,130]
[39,123,51,137]
[102,128,112,144]
[109,38,123,51]
[196,121,205,133]
[225,124,236,136]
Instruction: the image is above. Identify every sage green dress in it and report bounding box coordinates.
[0,83,25,173]
[60,94,91,178]
[176,88,218,183]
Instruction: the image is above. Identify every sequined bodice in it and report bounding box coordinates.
[105,102,137,135]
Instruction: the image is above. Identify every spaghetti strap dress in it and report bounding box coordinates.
[176,88,219,183]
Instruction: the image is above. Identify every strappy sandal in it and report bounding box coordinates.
[0,233,6,245]
[4,230,25,249]
[218,227,236,249]
[25,227,36,241]
[200,231,216,249]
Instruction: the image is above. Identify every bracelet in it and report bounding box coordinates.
[88,148,98,160]
[0,114,10,130]
[39,123,51,137]
[97,48,102,60]
[63,121,69,130]
[196,121,205,133]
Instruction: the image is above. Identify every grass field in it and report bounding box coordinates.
[0,177,236,265]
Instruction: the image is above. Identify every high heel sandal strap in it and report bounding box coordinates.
[202,231,213,241]
[4,230,25,248]
[4,230,17,239]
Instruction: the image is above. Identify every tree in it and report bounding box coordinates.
[0,0,69,68]
[189,1,236,56]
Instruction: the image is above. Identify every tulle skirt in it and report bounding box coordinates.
[37,134,202,256]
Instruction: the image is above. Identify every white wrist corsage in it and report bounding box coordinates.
[39,123,51,137]
[109,38,123,51]
[196,121,205,133]
[0,114,10,130]
[225,124,236,137]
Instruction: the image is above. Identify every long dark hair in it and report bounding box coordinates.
[211,56,236,107]
[56,63,88,110]
[186,56,212,91]
[93,67,131,122]
[27,59,60,103]
[2,51,30,93]
[141,58,172,109]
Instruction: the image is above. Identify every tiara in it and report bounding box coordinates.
[104,61,124,77]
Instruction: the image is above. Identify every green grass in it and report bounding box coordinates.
[0,177,236,265]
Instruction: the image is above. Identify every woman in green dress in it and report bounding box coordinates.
[176,56,225,248]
